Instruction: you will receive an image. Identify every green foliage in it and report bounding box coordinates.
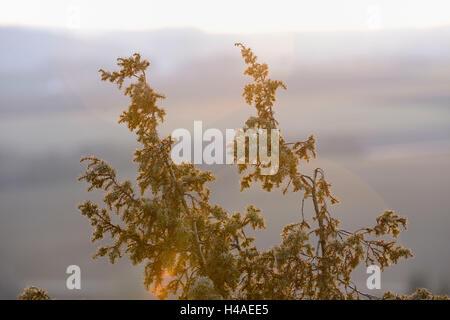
[77,45,445,300]
[19,286,51,300]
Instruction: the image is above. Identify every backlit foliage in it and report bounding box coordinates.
[382,288,448,300]
[19,286,51,300]
[77,46,446,300]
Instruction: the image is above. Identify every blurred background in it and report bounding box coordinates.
[0,0,449,298]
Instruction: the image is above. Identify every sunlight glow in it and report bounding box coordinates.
[1,0,450,33]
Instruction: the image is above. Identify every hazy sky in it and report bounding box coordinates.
[1,0,450,33]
